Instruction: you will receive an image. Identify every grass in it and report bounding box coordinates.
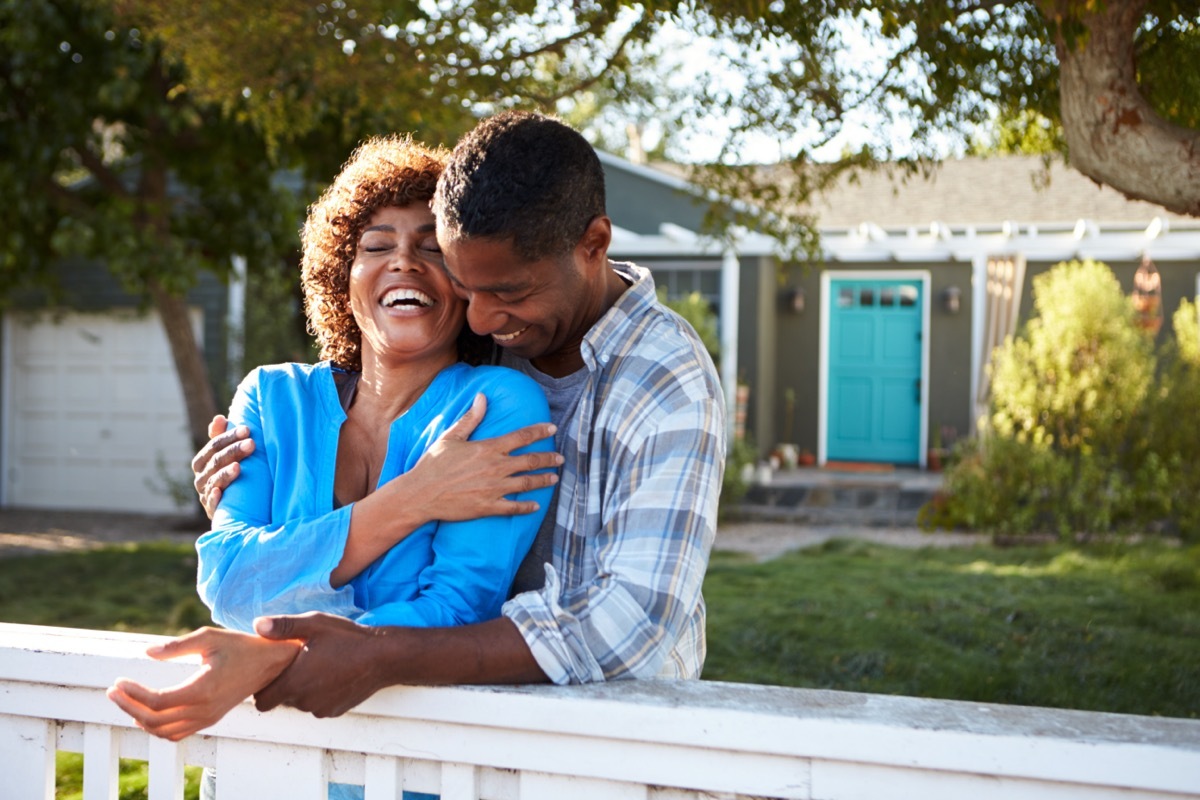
[0,544,207,799]
[2,538,1197,797]
[703,539,1200,718]
[0,542,209,634]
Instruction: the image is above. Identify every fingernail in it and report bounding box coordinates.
[239,440,254,453]
[547,425,557,435]
[236,425,251,438]
[554,454,565,465]
[254,617,273,635]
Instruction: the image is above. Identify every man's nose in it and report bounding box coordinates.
[465,294,503,336]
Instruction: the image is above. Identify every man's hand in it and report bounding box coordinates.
[106,627,301,741]
[253,612,550,718]
[192,415,255,519]
[389,393,562,522]
[252,613,385,718]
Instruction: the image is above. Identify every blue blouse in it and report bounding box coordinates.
[198,361,554,633]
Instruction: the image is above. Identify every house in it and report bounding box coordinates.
[0,260,231,512]
[4,153,1199,513]
[602,153,1200,468]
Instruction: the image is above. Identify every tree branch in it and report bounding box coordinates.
[520,10,649,106]
[72,145,130,198]
[480,15,611,67]
[45,180,93,217]
[1052,0,1200,216]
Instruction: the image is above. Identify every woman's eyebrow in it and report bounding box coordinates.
[363,224,397,233]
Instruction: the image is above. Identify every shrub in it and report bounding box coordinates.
[1146,299,1200,539]
[937,260,1172,539]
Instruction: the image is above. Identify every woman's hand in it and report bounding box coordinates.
[106,627,301,741]
[394,392,561,521]
[332,393,561,586]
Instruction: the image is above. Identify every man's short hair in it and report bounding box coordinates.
[433,111,606,261]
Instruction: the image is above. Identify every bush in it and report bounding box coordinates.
[1146,299,1200,539]
[936,260,1177,539]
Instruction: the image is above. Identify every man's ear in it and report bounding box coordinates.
[577,215,612,267]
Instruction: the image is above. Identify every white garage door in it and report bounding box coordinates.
[2,309,199,512]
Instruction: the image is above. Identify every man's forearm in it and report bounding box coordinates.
[254,614,550,717]
[368,617,550,686]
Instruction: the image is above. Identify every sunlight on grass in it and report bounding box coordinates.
[957,549,1103,578]
[703,540,1200,717]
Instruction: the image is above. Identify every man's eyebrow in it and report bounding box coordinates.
[438,265,528,294]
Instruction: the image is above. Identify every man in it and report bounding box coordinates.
[183,111,725,714]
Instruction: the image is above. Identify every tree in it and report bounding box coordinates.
[119,1,1200,245]
[0,0,308,451]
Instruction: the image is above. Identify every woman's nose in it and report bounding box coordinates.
[387,250,423,272]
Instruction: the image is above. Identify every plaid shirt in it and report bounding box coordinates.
[502,263,727,683]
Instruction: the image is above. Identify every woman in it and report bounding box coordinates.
[107,135,555,745]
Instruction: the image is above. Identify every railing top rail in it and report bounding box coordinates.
[3,622,1199,798]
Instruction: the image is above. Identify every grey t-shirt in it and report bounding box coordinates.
[501,350,588,595]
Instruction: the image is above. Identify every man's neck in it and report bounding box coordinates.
[530,264,630,378]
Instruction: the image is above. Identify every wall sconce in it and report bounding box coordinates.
[942,286,961,314]
[784,287,805,314]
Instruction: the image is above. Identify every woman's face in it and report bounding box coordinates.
[349,203,466,369]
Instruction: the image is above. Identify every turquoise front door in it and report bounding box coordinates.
[827,278,923,464]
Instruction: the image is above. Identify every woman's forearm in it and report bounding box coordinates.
[332,473,428,587]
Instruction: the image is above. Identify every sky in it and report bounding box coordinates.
[568,11,966,166]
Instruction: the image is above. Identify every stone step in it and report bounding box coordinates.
[727,471,942,528]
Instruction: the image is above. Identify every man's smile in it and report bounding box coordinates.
[492,326,529,343]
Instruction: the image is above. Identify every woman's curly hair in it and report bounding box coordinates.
[301,134,491,370]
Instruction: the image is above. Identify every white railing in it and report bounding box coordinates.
[2,622,1198,800]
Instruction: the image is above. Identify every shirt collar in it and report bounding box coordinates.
[579,262,656,372]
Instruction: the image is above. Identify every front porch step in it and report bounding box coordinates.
[727,468,943,528]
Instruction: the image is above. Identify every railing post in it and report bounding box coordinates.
[215,738,328,799]
[0,713,55,800]
[147,736,184,800]
[364,753,403,799]
[440,762,478,799]
[83,723,119,800]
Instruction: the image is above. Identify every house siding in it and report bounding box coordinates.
[9,256,230,394]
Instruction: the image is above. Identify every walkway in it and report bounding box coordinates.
[0,515,984,562]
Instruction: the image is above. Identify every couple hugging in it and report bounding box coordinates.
[108,110,726,796]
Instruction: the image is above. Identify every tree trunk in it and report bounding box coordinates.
[1052,0,1200,216]
[149,278,219,453]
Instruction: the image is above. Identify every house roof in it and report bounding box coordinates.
[620,152,1194,228]
[600,151,1200,263]
[801,155,1193,230]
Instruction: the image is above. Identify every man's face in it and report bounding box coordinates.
[437,234,590,365]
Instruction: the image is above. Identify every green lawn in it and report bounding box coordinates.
[703,539,1200,718]
[2,538,1197,798]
